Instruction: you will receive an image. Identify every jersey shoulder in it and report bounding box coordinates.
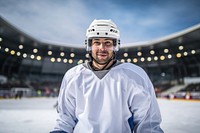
[114,63,151,89]
[63,64,85,80]
[116,62,147,76]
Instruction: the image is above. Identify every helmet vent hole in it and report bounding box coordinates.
[105,33,108,35]
[97,32,99,35]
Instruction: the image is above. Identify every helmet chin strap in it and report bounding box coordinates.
[89,51,116,70]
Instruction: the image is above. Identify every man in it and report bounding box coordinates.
[50,19,164,133]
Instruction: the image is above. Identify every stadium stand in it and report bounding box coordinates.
[166,83,200,100]
[179,83,200,92]
[0,16,200,99]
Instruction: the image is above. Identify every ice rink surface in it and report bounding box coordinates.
[0,97,200,133]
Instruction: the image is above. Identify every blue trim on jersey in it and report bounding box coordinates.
[128,113,134,132]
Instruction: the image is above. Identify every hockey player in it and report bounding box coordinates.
[50,19,164,133]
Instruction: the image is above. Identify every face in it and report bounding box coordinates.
[91,38,114,64]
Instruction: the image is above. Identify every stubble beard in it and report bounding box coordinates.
[94,51,111,64]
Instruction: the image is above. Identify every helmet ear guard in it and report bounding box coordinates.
[85,19,120,52]
[85,38,92,51]
[113,39,120,51]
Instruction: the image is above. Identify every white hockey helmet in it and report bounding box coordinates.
[85,19,120,51]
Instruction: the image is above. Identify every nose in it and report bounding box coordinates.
[99,43,106,50]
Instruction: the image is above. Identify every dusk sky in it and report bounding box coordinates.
[0,0,200,47]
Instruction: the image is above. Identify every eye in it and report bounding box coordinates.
[93,41,101,45]
[104,41,113,46]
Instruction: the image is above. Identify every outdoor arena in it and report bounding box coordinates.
[0,16,200,133]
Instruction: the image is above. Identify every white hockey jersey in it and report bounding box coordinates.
[52,62,163,133]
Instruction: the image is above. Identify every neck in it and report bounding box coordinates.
[92,59,114,70]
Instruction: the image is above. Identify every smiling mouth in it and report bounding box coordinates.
[97,53,108,57]
[97,51,108,55]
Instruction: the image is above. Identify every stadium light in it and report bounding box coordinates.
[0,37,2,42]
[57,58,61,62]
[30,55,35,59]
[5,48,9,52]
[133,58,138,63]
[147,57,152,61]
[168,54,172,59]
[10,50,15,55]
[179,46,184,50]
[23,53,27,58]
[127,58,131,62]
[77,59,83,64]
[68,59,73,64]
[70,53,75,58]
[63,58,67,63]
[120,59,125,63]
[176,53,182,58]
[154,56,158,61]
[191,50,196,54]
[36,56,42,61]
[33,48,38,53]
[160,55,165,60]
[19,44,23,49]
[164,49,169,53]
[140,57,145,62]
[137,51,142,56]
[60,52,65,57]
[150,50,155,55]
[183,52,188,56]
[50,57,55,62]
[17,52,21,56]
[48,51,52,55]
[85,53,89,58]
[0,46,1,49]
[124,53,128,57]
[161,72,166,77]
